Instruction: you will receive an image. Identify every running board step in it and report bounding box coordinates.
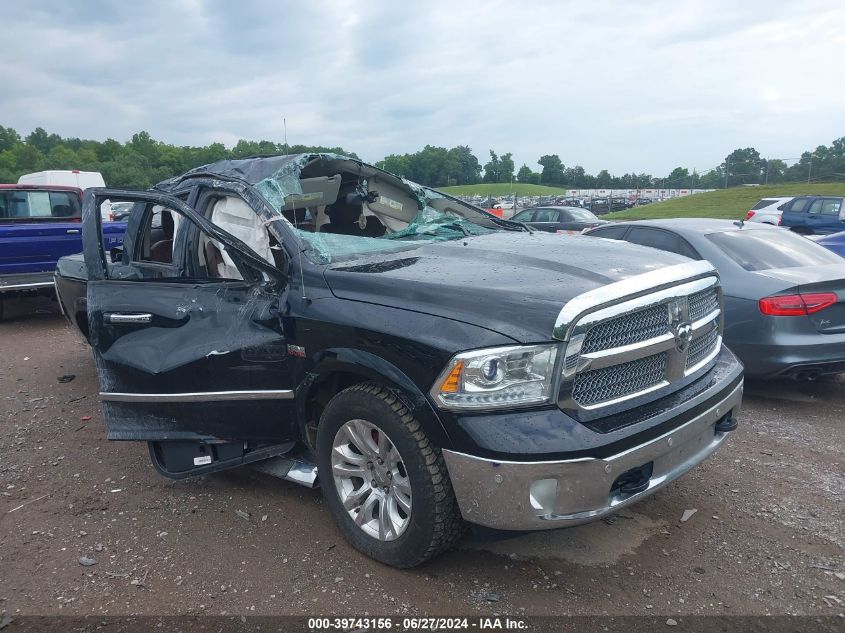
[252,456,319,488]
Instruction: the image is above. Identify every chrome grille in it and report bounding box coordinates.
[557,267,723,416]
[572,352,668,407]
[686,322,719,369]
[581,303,670,354]
[689,288,718,323]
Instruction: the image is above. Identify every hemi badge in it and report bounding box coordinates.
[287,344,306,358]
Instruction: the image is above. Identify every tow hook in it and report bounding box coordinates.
[715,415,738,433]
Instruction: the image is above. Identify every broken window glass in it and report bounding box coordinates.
[253,165,499,265]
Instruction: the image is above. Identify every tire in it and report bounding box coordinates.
[316,382,465,567]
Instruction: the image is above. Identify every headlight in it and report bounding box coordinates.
[430,344,560,410]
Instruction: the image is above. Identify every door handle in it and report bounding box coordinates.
[66,229,80,234]
[105,313,153,324]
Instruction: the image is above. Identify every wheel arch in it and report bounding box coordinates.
[297,348,453,452]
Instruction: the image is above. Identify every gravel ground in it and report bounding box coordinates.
[1,296,843,619]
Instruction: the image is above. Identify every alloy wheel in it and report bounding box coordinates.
[331,419,412,541]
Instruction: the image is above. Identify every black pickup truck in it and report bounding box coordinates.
[54,154,743,567]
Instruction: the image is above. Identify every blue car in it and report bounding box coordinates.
[0,184,125,320]
[812,230,845,258]
[779,195,845,235]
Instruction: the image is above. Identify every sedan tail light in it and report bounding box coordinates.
[745,210,755,220]
[759,292,837,316]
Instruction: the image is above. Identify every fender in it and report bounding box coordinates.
[297,347,454,450]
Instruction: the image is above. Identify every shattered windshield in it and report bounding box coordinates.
[291,208,495,264]
[254,166,498,264]
[383,207,494,241]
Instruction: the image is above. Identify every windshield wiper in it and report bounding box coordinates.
[443,222,472,237]
[491,216,533,235]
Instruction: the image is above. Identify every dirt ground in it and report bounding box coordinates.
[1,296,843,619]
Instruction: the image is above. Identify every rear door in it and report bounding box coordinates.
[806,198,844,234]
[82,189,297,463]
[526,208,561,232]
[781,196,810,230]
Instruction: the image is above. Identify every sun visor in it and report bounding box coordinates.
[281,175,341,211]
[365,177,417,221]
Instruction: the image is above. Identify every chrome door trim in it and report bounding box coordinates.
[105,313,153,324]
[100,390,294,403]
[0,281,55,292]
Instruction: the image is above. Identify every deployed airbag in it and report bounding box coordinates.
[210,196,275,277]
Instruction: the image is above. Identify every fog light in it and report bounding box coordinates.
[529,478,558,512]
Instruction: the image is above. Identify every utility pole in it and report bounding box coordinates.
[283,117,288,151]
[808,154,814,184]
[724,158,729,189]
[764,160,769,185]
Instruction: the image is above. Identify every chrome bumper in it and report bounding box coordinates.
[442,379,743,530]
[0,272,55,293]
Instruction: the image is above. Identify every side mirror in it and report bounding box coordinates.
[110,246,124,263]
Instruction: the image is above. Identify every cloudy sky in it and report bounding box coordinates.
[2,0,844,175]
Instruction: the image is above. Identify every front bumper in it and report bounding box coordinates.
[0,271,55,293]
[442,378,742,530]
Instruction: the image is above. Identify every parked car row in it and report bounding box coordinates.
[745,195,845,235]
[460,194,658,216]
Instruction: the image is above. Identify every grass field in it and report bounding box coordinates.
[605,183,845,220]
[439,183,568,197]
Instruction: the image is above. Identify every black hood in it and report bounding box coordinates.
[324,232,688,343]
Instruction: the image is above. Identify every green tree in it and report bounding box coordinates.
[665,167,690,186]
[762,159,787,183]
[517,164,538,183]
[499,152,515,184]
[376,154,410,177]
[446,145,481,184]
[406,145,452,186]
[723,148,764,186]
[25,127,62,154]
[564,165,586,187]
[482,150,501,183]
[46,145,79,170]
[595,169,612,188]
[538,154,564,185]
[9,143,46,172]
[0,125,20,152]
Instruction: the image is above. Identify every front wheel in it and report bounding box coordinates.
[316,382,465,567]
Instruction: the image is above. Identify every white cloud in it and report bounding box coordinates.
[0,0,842,176]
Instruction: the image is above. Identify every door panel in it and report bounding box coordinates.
[83,189,296,444]
[0,221,83,273]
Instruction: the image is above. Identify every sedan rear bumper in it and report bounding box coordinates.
[731,332,845,378]
[442,379,742,531]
